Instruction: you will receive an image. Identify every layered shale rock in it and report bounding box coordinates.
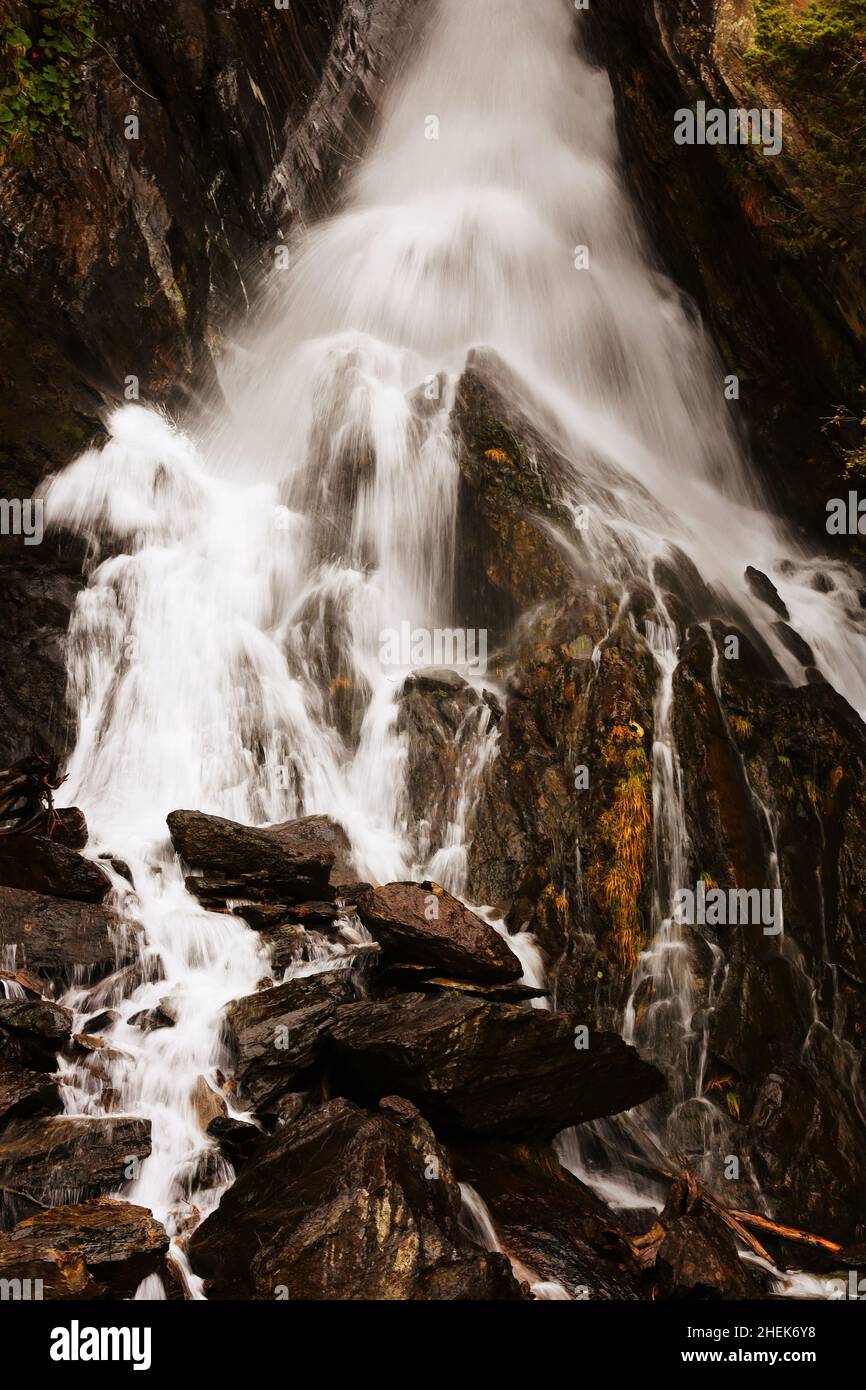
[167,809,336,905]
[356,881,522,984]
[329,992,664,1139]
[224,968,357,1111]
[0,887,136,987]
[0,1059,61,1124]
[0,1116,151,1214]
[0,998,72,1070]
[189,1095,523,1300]
[0,1198,168,1299]
[0,835,111,902]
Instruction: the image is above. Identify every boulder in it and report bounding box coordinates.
[453,1142,644,1299]
[356,882,522,985]
[0,1116,151,1205]
[264,815,356,889]
[0,1198,168,1298]
[0,998,73,1069]
[224,969,357,1110]
[167,809,335,904]
[206,1116,262,1169]
[0,887,135,987]
[0,1059,61,1123]
[0,835,111,903]
[330,992,665,1138]
[189,1095,524,1300]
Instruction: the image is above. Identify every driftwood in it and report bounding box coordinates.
[620,1135,844,1272]
[0,753,66,838]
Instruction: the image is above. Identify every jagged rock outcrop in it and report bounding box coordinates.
[329,992,665,1139]
[188,1095,524,1300]
[0,1198,168,1298]
[167,808,337,905]
[0,1115,151,1216]
[0,834,111,902]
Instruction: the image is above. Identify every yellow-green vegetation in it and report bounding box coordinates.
[0,0,96,154]
[824,387,866,479]
[744,1,866,250]
[589,723,652,972]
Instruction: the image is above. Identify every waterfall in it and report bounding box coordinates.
[41,0,866,1296]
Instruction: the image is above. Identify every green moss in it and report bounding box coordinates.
[745,1,866,244]
[0,0,96,154]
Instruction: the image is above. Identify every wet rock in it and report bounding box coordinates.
[357,882,522,985]
[0,835,111,903]
[745,567,790,621]
[453,1142,644,1299]
[330,992,665,1139]
[651,1180,764,1300]
[421,977,547,1004]
[0,1198,168,1298]
[50,808,89,852]
[404,668,470,696]
[265,924,307,971]
[81,1009,120,1035]
[189,1096,523,1300]
[451,353,577,635]
[0,1116,151,1207]
[0,1060,61,1123]
[206,1116,261,1169]
[128,1000,177,1033]
[191,1076,226,1132]
[167,809,335,904]
[773,621,816,668]
[0,998,73,1070]
[0,887,136,987]
[224,969,357,1110]
[264,815,356,889]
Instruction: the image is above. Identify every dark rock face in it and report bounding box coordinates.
[582,1,866,539]
[189,1096,524,1300]
[265,815,357,889]
[167,809,336,905]
[330,992,664,1139]
[0,1116,151,1212]
[0,1061,61,1124]
[0,0,426,765]
[224,969,357,1110]
[648,1179,764,1301]
[0,1198,168,1298]
[356,882,522,984]
[453,1142,644,1299]
[0,999,72,1070]
[672,623,866,1245]
[0,887,135,987]
[0,835,111,902]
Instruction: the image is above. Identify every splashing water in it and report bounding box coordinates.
[43,0,866,1294]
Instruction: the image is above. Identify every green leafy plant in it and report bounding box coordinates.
[0,1,96,152]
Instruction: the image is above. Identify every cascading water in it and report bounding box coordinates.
[41,0,866,1297]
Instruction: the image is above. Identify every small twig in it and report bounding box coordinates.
[91,37,159,103]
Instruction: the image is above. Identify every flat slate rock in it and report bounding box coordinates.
[330,992,665,1139]
[224,969,357,1109]
[357,882,522,984]
[167,809,335,903]
[0,1059,61,1123]
[0,835,111,903]
[0,887,135,987]
[0,1115,152,1203]
[0,1198,168,1298]
[189,1096,523,1300]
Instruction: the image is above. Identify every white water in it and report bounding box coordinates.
[41,0,866,1296]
